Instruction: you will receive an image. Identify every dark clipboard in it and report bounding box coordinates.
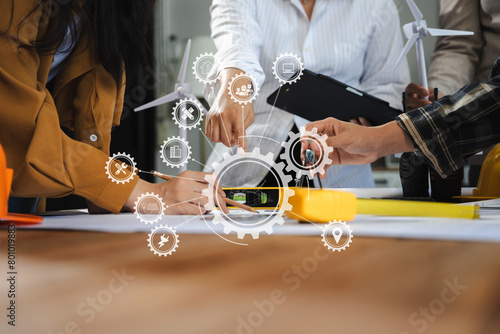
[266,69,401,126]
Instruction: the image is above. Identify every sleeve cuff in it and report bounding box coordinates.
[91,175,138,214]
[396,108,465,178]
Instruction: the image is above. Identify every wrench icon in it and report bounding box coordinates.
[115,162,128,175]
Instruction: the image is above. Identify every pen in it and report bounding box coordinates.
[150,170,259,214]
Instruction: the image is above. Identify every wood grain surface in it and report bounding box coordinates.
[1,229,500,334]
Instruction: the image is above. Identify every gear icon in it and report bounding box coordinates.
[202,147,294,239]
[192,52,220,84]
[160,136,192,168]
[280,126,333,179]
[321,220,353,252]
[272,53,304,85]
[172,98,204,130]
[105,152,137,184]
[227,73,259,105]
[134,192,165,224]
[148,225,179,257]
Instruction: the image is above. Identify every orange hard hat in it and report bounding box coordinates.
[0,143,42,224]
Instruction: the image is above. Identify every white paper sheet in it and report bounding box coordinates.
[17,206,500,243]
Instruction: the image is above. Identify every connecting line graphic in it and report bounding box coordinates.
[191,158,211,171]
[258,85,282,147]
[198,206,249,246]
[288,212,324,230]
[219,113,235,155]
[199,128,222,160]
[165,196,206,209]
[174,213,205,229]
[241,105,245,148]
[138,170,208,183]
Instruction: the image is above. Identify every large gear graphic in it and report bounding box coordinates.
[172,98,204,130]
[272,53,304,85]
[148,225,179,257]
[321,220,353,252]
[160,136,192,168]
[227,73,259,105]
[105,152,137,184]
[280,126,333,180]
[134,192,165,224]
[192,52,220,84]
[202,147,294,239]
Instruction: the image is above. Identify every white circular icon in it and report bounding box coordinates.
[160,137,192,168]
[272,53,304,85]
[192,52,220,84]
[227,73,259,105]
[281,126,333,180]
[203,147,294,239]
[321,220,353,252]
[148,225,179,257]
[105,152,137,184]
[134,193,165,224]
[172,98,203,130]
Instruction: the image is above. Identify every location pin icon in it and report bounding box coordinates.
[332,227,342,244]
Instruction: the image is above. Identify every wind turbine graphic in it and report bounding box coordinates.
[395,0,473,99]
[134,39,208,172]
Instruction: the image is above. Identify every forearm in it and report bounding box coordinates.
[397,69,500,177]
[376,121,415,158]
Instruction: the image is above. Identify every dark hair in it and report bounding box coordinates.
[14,0,156,83]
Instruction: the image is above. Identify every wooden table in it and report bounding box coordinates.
[1,229,500,334]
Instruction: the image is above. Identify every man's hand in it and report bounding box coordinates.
[404,83,444,110]
[205,68,255,151]
[124,171,228,215]
[301,117,415,178]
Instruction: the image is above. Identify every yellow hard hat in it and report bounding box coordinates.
[473,144,500,198]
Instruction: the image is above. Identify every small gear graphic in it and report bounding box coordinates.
[280,126,333,180]
[227,73,259,105]
[134,192,165,224]
[105,152,137,184]
[272,53,304,85]
[192,52,219,84]
[172,98,204,130]
[321,220,353,252]
[202,147,294,239]
[148,225,179,257]
[160,136,192,168]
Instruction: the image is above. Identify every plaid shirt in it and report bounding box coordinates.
[397,57,500,178]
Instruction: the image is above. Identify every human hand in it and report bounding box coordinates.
[205,68,255,151]
[349,117,372,126]
[124,171,228,215]
[300,118,415,178]
[404,83,444,110]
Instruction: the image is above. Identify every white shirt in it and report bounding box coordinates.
[47,15,81,83]
[205,0,410,187]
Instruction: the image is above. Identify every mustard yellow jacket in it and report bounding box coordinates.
[0,1,138,213]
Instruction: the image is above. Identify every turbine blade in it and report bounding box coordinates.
[178,39,191,86]
[395,33,419,68]
[134,91,180,112]
[406,0,423,22]
[185,93,208,114]
[426,28,474,36]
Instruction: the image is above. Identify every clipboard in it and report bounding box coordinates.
[267,69,401,126]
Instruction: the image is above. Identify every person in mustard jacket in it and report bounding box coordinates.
[0,0,227,215]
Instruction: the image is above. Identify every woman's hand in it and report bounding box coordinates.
[205,68,255,152]
[124,171,228,215]
[301,117,415,178]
